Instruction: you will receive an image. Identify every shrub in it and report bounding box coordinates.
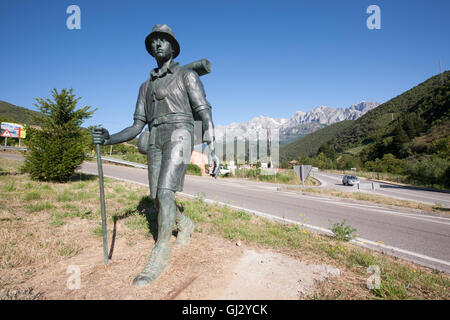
[406,156,450,188]
[186,163,202,176]
[329,219,357,242]
[23,89,95,182]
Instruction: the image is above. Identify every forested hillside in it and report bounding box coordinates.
[280,120,354,160]
[332,71,450,153]
[280,71,450,189]
[0,100,44,125]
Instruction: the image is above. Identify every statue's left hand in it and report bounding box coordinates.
[209,149,220,178]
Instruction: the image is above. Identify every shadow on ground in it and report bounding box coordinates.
[70,172,97,182]
[96,194,190,259]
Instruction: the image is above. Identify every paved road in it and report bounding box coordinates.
[2,152,449,273]
[0,152,24,161]
[79,160,450,273]
[313,171,450,208]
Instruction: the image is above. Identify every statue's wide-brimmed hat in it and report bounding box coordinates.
[145,24,180,58]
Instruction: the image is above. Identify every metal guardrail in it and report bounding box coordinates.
[357,182,380,191]
[1,146,28,151]
[99,156,148,169]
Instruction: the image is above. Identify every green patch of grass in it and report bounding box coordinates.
[55,190,95,202]
[24,182,34,189]
[71,181,88,190]
[113,185,126,194]
[3,182,16,192]
[73,191,96,201]
[106,193,116,199]
[24,191,41,201]
[50,217,65,226]
[125,214,148,231]
[56,191,74,202]
[92,226,104,237]
[126,192,139,202]
[24,202,54,213]
[347,249,378,268]
[62,203,78,211]
[231,210,252,221]
[50,208,92,226]
[181,196,209,223]
[346,145,366,155]
[57,241,82,257]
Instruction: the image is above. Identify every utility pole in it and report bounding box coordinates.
[267,128,271,168]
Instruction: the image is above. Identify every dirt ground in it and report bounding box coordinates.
[0,154,341,300]
[12,228,340,300]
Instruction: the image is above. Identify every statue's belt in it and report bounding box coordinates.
[149,113,194,128]
[138,113,194,151]
[138,113,194,154]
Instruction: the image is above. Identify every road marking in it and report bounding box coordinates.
[351,238,450,268]
[263,188,450,225]
[334,202,450,225]
[376,188,449,204]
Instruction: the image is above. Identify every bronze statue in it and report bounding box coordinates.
[92,24,219,286]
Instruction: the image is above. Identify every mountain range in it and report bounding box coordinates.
[215,101,381,144]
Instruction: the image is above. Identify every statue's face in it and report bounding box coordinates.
[151,34,173,60]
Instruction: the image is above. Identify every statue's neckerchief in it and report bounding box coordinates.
[150,61,179,80]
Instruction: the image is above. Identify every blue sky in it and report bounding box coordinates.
[1,0,449,133]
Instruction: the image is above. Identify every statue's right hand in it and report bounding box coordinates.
[92,127,110,145]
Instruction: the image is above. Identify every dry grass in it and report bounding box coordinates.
[0,158,448,300]
[0,159,149,294]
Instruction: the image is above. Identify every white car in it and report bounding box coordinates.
[342,175,360,186]
[218,166,231,175]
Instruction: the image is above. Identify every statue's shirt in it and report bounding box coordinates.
[133,61,211,126]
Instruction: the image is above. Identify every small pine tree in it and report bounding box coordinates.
[23,88,96,182]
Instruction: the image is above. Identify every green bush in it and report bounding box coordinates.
[22,88,95,182]
[329,219,357,242]
[186,163,202,176]
[376,153,406,175]
[406,156,450,188]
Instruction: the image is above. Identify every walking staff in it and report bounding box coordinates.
[94,139,109,265]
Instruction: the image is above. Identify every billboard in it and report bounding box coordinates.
[1,122,26,138]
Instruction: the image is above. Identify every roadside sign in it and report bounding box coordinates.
[1,130,12,137]
[0,122,26,138]
[294,164,313,187]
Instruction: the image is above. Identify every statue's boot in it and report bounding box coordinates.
[133,244,171,286]
[174,211,194,246]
